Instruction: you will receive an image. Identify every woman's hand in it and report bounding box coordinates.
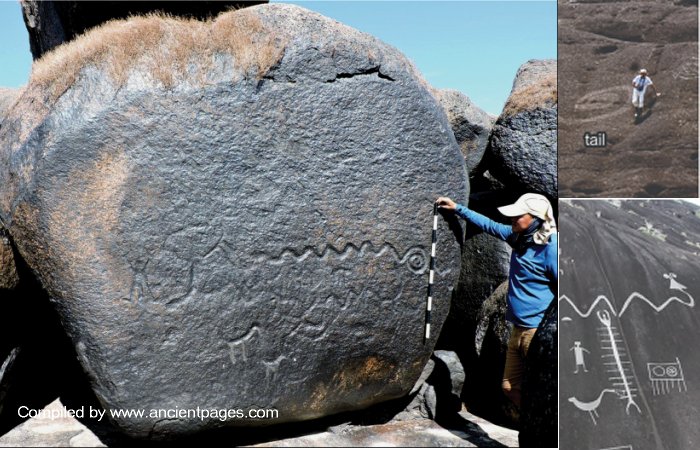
[436,197,457,211]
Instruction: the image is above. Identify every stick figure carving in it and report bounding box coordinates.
[570,341,591,373]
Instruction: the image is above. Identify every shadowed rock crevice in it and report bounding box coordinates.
[330,67,396,82]
[0,235,92,437]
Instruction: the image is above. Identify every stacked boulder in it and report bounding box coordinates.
[480,59,557,199]
[1,4,467,439]
[432,89,496,175]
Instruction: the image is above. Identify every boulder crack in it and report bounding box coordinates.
[329,67,395,82]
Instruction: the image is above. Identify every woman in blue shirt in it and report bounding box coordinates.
[436,193,558,408]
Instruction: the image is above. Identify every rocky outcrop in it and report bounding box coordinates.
[480,60,557,198]
[433,89,495,175]
[519,299,557,448]
[559,200,700,449]
[396,350,465,423]
[20,1,266,60]
[0,4,467,438]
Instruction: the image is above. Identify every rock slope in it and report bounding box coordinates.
[558,0,698,197]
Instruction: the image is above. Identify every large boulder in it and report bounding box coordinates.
[20,0,266,60]
[0,5,467,439]
[480,60,557,198]
[559,200,700,449]
[396,350,465,423]
[519,299,557,448]
[433,89,495,175]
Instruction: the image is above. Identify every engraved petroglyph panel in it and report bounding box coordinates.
[3,6,468,436]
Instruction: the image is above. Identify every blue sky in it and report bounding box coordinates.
[0,0,555,115]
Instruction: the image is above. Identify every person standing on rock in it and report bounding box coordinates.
[435,193,557,408]
[632,68,659,118]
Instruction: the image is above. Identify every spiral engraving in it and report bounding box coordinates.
[401,247,429,274]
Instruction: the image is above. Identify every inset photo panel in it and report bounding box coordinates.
[558,0,699,198]
[559,199,700,449]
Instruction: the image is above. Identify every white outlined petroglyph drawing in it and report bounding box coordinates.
[648,357,687,396]
[559,273,695,320]
[561,85,631,124]
[570,341,591,373]
[568,389,618,425]
[674,56,698,81]
[599,446,633,450]
[598,310,641,415]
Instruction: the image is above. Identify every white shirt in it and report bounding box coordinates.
[633,75,653,92]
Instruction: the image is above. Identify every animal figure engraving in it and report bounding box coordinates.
[597,310,641,415]
[227,326,260,364]
[262,356,286,387]
[568,389,618,425]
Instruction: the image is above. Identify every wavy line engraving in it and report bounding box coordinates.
[254,242,450,276]
[560,273,694,320]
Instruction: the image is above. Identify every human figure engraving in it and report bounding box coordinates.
[570,341,591,374]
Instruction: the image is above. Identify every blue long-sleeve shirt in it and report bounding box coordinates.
[455,204,558,328]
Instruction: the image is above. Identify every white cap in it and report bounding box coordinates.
[640,68,648,74]
[498,193,552,220]
[498,193,557,244]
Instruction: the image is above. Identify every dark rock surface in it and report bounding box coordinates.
[559,200,700,449]
[433,89,496,175]
[465,281,517,427]
[21,0,266,60]
[0,4,467,438]
[519,299,557,448]
[558,0,698,198]
[480,60,557,198]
